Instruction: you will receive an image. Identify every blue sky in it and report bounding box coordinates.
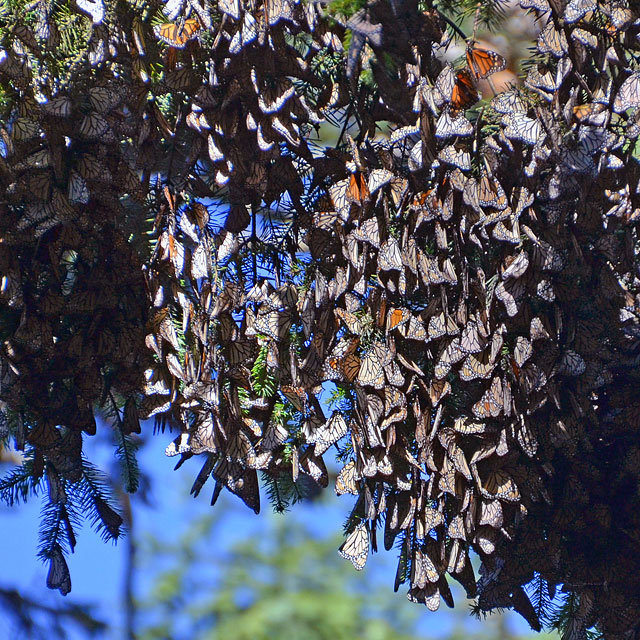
[0,422,553,640]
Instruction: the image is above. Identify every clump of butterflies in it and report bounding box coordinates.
[2,0,640,634]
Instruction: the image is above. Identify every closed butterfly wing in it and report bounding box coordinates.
[478,174,508,210]
[537,20,568,57]
[358,343,387,389]
[503,113,544,145]
[339,522,369,570]
[513,336,533,368]
[450,69,479,110]
[479,468,520,502]
[311,412,348,455]
[459,351,496,381]
[436,110,474,139]
[564,0,597,23]
[367,168,393,195]
[438,144,471,170]
[460,320,486,354]
[335,460,360,495]
[472,377,503,419]
[491,91,527,115]
[47,546,72,595]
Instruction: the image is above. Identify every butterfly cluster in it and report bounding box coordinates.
[2,0,640,635]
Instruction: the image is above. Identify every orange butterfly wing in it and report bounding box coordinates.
[450,69,479,111]
[466,46,506,80]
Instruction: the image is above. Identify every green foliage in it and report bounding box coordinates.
[0,454,42,506]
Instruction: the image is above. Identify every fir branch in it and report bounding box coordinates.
[0,456,42,506]
[79,460,124,543]
[114,428,140,494]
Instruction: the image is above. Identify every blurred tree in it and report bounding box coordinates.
[136,500,558,640]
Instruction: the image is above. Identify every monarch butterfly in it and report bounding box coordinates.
[309,412,348,455]
[76,0,104,24]
[255,78,295,115]
[335,308,368,335]
[329,178,351,220]
[477,173,508,210]
[520,0,549,11]
[154,19,200,48]
[529,316,550,341]
[79,112,109,139]
[351,217,380,248]
[347,171,370,205]
[604,2,636,31]
[358,343,387,389]
[47,547,72,595]
[514,336,533,368]
[564,0,597,23]
[447,514,466,540]
[614,72,640,113]
[503,113,544,146]
[335,460,359,495]
[516,416,538,457]
[451,68,480,111]
[453,416,486,434]
[440,430,473,480]
[434,337,464,379]
[65,171,89,205]
[496,277,526,317]
[226,429,257,468]
[436,109,474,139]
[229,13,259,54]
[390,122,420,144]
[537,21,568,57]
[213,458,260,514]
[299,448,328,486]
[249,310,292,341]
[259,421,288,451]
[88,86,121,113]
[460,320,486,354]
[491,91,527,115]
[459,351,496,381]
[367,168,394,195]
[429,378,451,406]
[323,339,360,383]
[493,215,521,244]
[466,44,507,80]
[428,312,459,340]
[11,117,40,141]
[403,316,429,342]
[557,350,586,376]
[408,584,441,611]
[412,548,440,588]
[437,144,471,170]
[386,307,411,333]
[433,65,457,108]
[218,0,240,19]
[281,384,307,413]
[339,522,369,570]
[385,360,405,387]
[478,499,503,528]
[266,0,295,25]
[378,238,404,272]
[472,376,503,419]
[571,27,598,49]
[502,251,529,280]
[478,468,520,502]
